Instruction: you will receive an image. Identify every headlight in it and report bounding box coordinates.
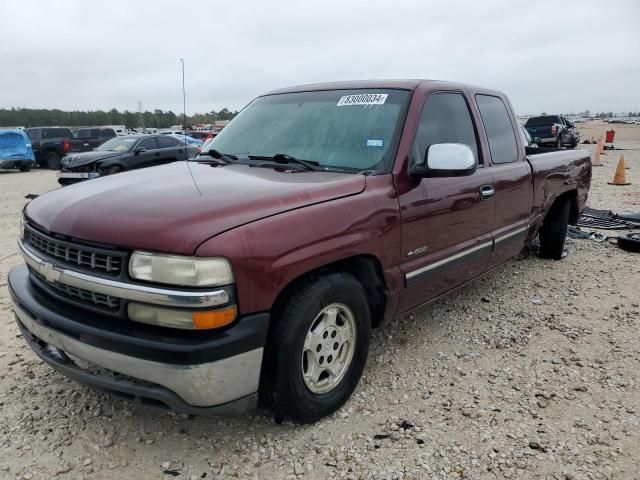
[129,251,234,287]
[128,303,237,330]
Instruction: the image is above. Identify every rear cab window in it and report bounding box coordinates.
[475,95,518,164]
[525,115,561,127]
[42,128,71,139]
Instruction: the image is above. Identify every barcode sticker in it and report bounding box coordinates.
[337,93,388,107]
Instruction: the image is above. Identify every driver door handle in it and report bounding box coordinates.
[480,184,495,201]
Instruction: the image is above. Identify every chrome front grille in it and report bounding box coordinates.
[31,270,121,312]
[24,225,123,276]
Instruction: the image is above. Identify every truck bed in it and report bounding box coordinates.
[526,147,591,230]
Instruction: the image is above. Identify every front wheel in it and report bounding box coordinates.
[103,165,123,175]
[261,273,371,423]
[19,164,31,172]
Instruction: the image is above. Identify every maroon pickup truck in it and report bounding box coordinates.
[9,80,591,423]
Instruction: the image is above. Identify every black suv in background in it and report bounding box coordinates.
[524,115,580,149]
[25,127,73,169]
[70,127,117,152]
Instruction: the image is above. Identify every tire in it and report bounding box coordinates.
[45,151,61,170]
[103,165,123,175]
[539,198,570,260]
[617,234,640,253]
[261,272,371,423]
[555,136,562,149]
[19,164,31,172]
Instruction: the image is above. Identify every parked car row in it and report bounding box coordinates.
[58,134,200,185]
[1,125,206,173]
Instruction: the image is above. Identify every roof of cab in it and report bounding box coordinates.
[263,79,508,103]
[264,79,430,95]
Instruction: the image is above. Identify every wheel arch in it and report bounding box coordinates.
[271,254,388,329]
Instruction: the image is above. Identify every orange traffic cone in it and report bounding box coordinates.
[599,139,605,155]
[608,155,630,185]
[592,146,603,166]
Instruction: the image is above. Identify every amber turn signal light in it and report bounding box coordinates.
[192,305,237,329]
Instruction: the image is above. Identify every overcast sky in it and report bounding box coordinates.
[1,0,638,116]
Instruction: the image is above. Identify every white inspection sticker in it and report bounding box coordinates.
[337,93,388,107]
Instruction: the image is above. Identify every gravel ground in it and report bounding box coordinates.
[0,121,639,480]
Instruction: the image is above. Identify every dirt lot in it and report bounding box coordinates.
[1,121,639,480]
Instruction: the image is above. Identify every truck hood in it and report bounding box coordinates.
[26,162,366,255]
[62,151,124,169]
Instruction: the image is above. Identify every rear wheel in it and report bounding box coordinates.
[261,273,371,423]
[45,152,61,170]
[19,164,31,172]
[539,198,570,260]
[555,136,563,149]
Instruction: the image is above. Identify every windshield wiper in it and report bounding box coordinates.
[198,149,237,164]
[248,153,321,171]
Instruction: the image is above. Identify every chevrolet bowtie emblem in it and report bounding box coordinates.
[41,262,62,283]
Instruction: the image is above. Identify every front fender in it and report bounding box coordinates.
[195,175,402,315]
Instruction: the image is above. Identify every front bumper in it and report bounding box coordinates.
[9,265,269,415]
[57,171,101,186]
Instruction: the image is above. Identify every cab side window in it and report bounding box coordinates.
[136,137,157,150]
[412,92,480,166]
[475,95,518,164]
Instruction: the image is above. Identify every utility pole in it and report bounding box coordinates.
[137,100,143,131]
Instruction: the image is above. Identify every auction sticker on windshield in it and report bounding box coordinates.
[337,93,388,107]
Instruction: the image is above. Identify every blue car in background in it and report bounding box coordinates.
[0,129,36,171]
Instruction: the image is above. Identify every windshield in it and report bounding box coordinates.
[96,137,138,152]
[208,89,410,171]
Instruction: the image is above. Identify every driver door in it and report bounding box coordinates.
[398,91,495,312]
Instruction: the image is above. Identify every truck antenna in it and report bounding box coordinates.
[180,58,187,161]
[180,58,201,195]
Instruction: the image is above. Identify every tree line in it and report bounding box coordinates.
[0,107,239,128]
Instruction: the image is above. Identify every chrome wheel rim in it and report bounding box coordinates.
[301,303,357,394]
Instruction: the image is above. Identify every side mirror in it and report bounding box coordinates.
[133,147,146,155]
[410,143,476,178]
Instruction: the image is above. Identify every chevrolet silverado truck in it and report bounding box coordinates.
[9,80,591,423]
[524,115,580,149]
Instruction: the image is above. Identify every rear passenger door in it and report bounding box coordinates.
[156,136,184,163]
[398,91,495,311]
[475,94,532,269]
